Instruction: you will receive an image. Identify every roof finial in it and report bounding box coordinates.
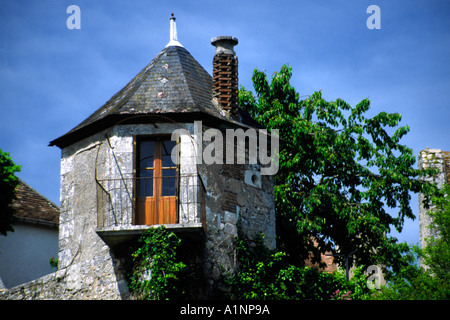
[166,13,183,47]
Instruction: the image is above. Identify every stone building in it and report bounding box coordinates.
[0,15,276,299]
[418,148,450,255]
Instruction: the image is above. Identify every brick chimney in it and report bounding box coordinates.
[211,36,239,120]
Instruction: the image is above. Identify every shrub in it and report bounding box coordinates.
[128,226,186,300]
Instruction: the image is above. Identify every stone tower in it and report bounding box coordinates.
[43,15,276,299]
[418,149,450,255]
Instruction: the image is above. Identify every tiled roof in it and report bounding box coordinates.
[11,179,59,227]
[49,45,234,148]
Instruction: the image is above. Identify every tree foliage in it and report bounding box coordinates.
[239,65,438,275]
[369,184,450,299]
[0,148,21,236]
[225,232,374,300]
[418,183,450,280]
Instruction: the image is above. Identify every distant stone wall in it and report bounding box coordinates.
[418,149,450,251]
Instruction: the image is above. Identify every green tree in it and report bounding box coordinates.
[368,185,449,300]
[418,183,450,281]
[239,65,438,276]
[0,148,21,236]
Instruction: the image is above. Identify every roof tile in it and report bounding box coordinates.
[11,180,59,227]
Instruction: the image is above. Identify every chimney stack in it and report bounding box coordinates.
[211,36,239,120]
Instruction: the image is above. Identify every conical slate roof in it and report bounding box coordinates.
[49,45,228,148]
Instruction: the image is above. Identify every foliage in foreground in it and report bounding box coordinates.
[225,233,375,300]
[127,223,448,300]
[0,148,21,236]
[128,226,186,300]
[419,184,450,283]
[370,184,450,300]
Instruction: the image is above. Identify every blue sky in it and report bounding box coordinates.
[1,0,449,245]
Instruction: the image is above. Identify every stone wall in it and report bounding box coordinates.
[418,149,450,251]
[0,255,128,300]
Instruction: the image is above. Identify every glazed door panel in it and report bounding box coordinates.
[135,138,177,225]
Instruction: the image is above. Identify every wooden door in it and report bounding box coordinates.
[135,138,177,225]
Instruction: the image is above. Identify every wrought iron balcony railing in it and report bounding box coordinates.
[96,174,206,232]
